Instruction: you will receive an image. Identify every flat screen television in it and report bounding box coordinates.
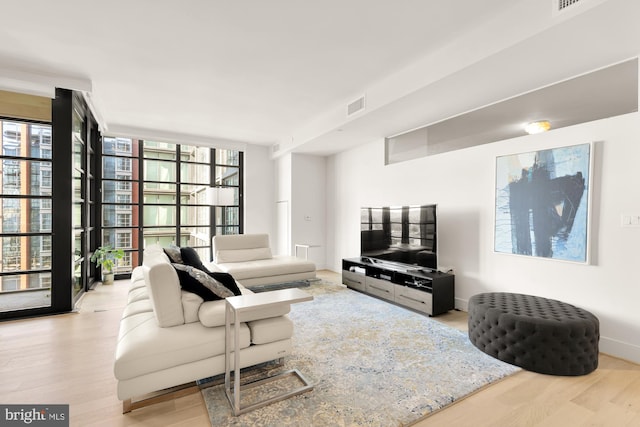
[360,204,437,269]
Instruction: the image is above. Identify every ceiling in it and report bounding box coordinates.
[1,0,639,156]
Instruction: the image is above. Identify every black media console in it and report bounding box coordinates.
[342,257,455,316]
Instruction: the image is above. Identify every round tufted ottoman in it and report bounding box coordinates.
[468,292,599,376]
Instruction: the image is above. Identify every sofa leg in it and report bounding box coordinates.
[122,399,132,414]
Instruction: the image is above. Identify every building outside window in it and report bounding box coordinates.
[40,213,52,231]
[116,139,131,153]
[116,193,131,205]
[116,176,131,191]
[116,157,131,172]
[41,169,52,188]
[116,231,131,250]
[41,236,52,252]
[116,213,131,227]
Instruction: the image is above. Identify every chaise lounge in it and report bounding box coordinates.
[210,233,317,288]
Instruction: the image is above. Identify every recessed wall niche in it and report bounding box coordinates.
[385,58,638,165]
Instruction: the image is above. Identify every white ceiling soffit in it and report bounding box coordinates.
[385,58,638,163]
[106,124,247,151]
[0,66,91,99]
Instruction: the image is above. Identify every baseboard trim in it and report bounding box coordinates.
[599,336,640,365]
[455,297,469,312]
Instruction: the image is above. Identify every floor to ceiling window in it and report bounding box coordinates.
[0,90,243,318]
[0,88,245,318]
[0,119,53,312]
[101,137,243,273]
[0,88,101,320]
[101,137,140,275]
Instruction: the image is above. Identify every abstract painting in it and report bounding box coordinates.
[494,143,591,263]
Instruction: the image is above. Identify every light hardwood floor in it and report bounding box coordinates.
[1,271,638,426]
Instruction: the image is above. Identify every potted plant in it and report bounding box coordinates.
[90,245,125,285]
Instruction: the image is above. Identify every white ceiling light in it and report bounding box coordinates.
[524,120,552,134]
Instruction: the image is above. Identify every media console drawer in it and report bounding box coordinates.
[342,270,366,292]
[365,277,394,302]
[394,285,433,315]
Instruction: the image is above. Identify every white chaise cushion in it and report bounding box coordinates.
[121,299,153,319]
[129,278,146,293]
[248,315,294,345]
[127,286,149,304]
[130,266,145,283]
[213,233,272,264]
[215,247,272,263]
[213,233,270,251]
[198,299,291,328]
[114,311,251,380]
[215,256,315,281]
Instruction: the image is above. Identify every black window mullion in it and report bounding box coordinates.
[209,148,217,254]
[137,140,144,264]
[175,145,181,246]
[51,88,73,312]
[239,151,244,234]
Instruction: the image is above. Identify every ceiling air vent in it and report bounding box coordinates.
[552,0,606,16]
[557,0,582,11]
[347,95,366,116]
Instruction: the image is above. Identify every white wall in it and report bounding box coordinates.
[243,143,276,237]
[291,154,327,269]
[274,153,292,255]
[272,153,327,268]
[326,112,640,363]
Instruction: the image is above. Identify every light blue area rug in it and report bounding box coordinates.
[201,281,520,426]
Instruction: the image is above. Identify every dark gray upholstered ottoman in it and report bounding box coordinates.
[468,292,599,376]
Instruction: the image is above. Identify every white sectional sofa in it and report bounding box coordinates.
[211,233,316,287]
[114,244,295,412]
